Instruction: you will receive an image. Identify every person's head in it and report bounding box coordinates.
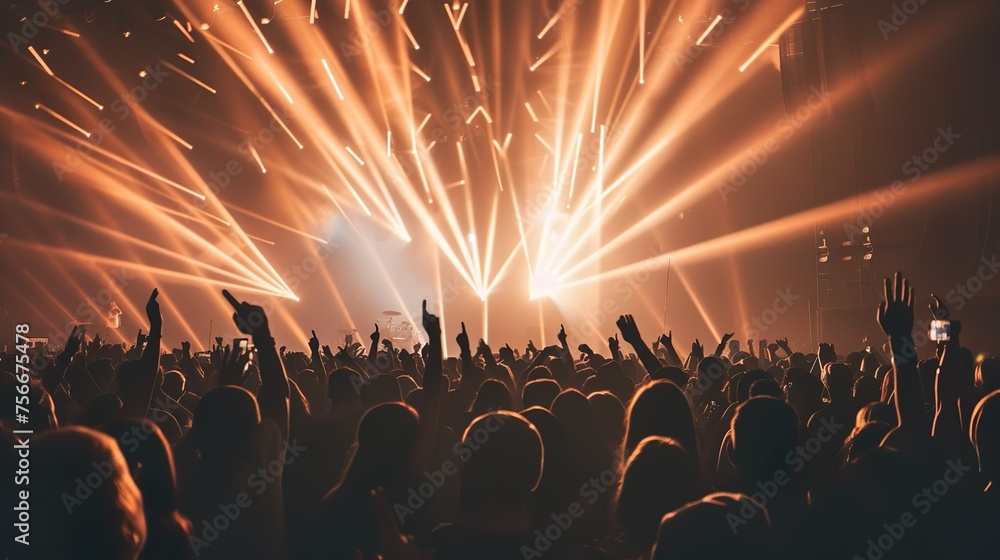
[192,386,260,458]
[789,352,808,370]
[977,357,1000,395]
[115,360,145,400]
[749,378,783,399]
[846,422,892,463]
[457,411,543,520]
[328,368,365,409]
[522,378,561,409]
[35,427,146,560]
[853,374,881,406]
[822,363,854,402]
[100,419,191,545]
[350,402,420,484]
[971,389,1000,482]
[625,380,698,459]
[737,369,772,404]
[783,367,823,425]
[361,374,402,409]
[616,436,705,549]
[588,390,626,450]
[695,357,727,397]
[472,379,513,416]
[652,493,774,560]
[160,370,186,401]
[730,397,798,481]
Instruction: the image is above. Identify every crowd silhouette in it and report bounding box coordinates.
[2,272,998,559]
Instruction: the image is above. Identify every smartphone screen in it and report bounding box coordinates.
[930,320,951,342]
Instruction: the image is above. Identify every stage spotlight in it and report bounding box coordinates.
[530,272,559,300]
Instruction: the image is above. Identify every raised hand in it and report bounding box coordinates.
[713,332,734,357]
[218,345,251,387]
[137,329,147,349]
[215,336,224,349]
[370,323,380,347]
[615,314,642,345]
[578,343,595,358]
[691,339,704,361]
[422,300,441,340]
[929,293,949,320]
[557,324,568,345]
[63,325,83,357]
[309,330,320,355]
[776,337,790,350]
[222,289,270,338]
[608,333,620,354]
[322,345,335,362]
[877,271,914,339]
[658,331,673,349]
[146,288,162,332]
[498,343,515,364]
[527,340,537,356]
[456,321,470,353]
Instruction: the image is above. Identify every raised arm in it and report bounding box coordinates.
[416,301,443,467]
[608,334,623,363]
[309,330,328,414]
[120,289,162,419]
[223,289,289,441]
[877,273,925,447]
[456,322,473,375]
[616,314,660,374]
[556,324,573,366]
[658,331,683,368]
[44,325,82,396]
[366,323,380,369]
[712,332,734,358]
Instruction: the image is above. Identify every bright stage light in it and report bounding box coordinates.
[530,272,560,301]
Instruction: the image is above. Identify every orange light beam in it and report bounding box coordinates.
[34,104,89,137]
[28,46,54,75]
[237,0,274,54]
[696,15,723,46]
[740,7,804,73]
